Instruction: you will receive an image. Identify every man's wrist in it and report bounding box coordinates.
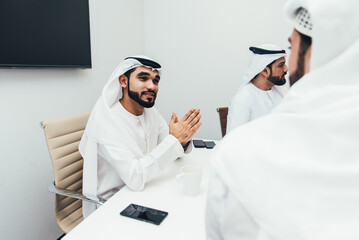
[182,141,190,151]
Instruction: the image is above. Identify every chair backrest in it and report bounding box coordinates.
[217,107,228,138]
[42,112,90,233]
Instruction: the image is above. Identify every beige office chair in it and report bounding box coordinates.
[216,107,228,138]
[41,112,105,234]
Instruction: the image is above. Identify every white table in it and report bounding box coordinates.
[64,146,215,240]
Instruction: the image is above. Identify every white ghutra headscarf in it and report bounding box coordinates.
[100,56,161,107]
[242,44,287,85]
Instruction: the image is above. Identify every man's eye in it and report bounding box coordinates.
[154,79,159,84]
[139,77,148,81]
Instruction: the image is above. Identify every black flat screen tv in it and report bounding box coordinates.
[0,0,92,68]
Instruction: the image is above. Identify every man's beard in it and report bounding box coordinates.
[289,59,305,86]
[128,85,156,108]
[289,31,312,86]
[267,71,287,86]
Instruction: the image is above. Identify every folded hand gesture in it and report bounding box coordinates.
[169,109,202,146]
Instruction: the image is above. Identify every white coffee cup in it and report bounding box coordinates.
[176,165,203,197]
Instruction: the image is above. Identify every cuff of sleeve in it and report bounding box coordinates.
[167,134,185,156]
[151,134,184,169]
[184,140,193,154]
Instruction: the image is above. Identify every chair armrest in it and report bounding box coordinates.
[48,181,106,205]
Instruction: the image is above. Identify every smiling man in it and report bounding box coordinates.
[79,56,202,217]
[227,44,288,132]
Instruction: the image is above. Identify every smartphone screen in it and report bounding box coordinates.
[120,204,168,225]
[193,139,205,148]
[204,141,216,149]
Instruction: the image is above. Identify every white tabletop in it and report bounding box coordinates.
[64,146,215,240]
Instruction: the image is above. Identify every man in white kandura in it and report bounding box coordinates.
[79,56,202,217]
[206,0,359,239]
[226,44,288,132]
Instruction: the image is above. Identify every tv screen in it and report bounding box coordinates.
[0,0,92,68]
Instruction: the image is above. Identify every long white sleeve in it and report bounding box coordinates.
[98,133,183,192]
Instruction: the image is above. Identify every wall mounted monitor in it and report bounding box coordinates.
[0,0,92,68]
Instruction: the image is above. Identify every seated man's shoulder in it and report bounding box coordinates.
[216,117,270,167]
[231,84,254,104]
[236,84,253,97]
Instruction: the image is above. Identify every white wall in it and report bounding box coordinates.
[144,0,291,140]
[0,0,144,239]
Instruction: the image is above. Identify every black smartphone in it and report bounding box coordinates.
[204,141,216,149]
[120,204,168,225]
[193,139,205,148]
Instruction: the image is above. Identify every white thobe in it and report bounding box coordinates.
[206,170,260,240]
[96,101,186,199]
[206,0,359,239]
[227,82,286,132]
[80,101,191,217]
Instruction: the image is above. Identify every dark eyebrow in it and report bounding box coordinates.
[137,71,160,80]
[137,72,151,77]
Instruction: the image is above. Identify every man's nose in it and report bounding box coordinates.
[146,81,156,90]
[284,64,288,72]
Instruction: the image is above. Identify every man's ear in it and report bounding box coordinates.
[119,75,128,88]
[260,67,270,78]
